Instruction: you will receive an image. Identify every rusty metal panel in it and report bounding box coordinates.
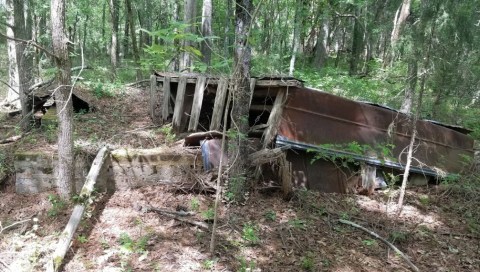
[277,87,474,175]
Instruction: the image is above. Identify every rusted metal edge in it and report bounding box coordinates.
[285,105,473,152]
[275,136,442,177]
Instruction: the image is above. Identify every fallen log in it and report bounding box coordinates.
[0,134,23,144]
[143,205,209,230]
[338,219,420,272]
[47,146,110,272]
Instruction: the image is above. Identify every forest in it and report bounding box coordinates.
[0,0,479,271]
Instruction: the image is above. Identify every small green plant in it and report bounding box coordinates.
[41,123,58,143]
[202,258,216,270]
[190,197,200,211]
[390,231,408,243]
[242,222,260,245]
[264,210,277,221]
[301,252,315,271]
[289,218,307,230]
[118,233,149,253]
[47,194,66,217]
[362,239,377,246]
[418,195,430,206]
[77,235,88,243]
[237,256,256,272]
[159,124,176,144]
[91,82,114,98]
[202,208,215,220]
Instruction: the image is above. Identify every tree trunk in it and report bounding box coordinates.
[288,0,302,76]
[314,15,329,69]
[391,0,411,48]
[126,0,142,79]
[51,0,74,199]
[5,0,20,110]
[399,59,417,114]
[108,0,120,78]
[349,8,363,76]
[180,0,196,71]
[224,0,232,58]
[201,0,212,67]
[123,11,129,57]
[229,0,253,203]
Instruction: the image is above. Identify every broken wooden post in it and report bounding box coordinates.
[262,89,286,148]
[149,75,162,125]
[248,78,257,108]
[161,76,171,122]
[280,154,293,198]
[210,78,229,131]
[360,164,376,195]
[172,77,187,132]
[48,146,110,272]
[188,76,207,132]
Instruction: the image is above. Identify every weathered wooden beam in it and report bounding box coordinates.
[262,89,287,148]
[149,75,162,125]
[188,76,207,132]
[360,164,376,195]
[172,77,187,132]
[248,78,257,108]
[161,77,171,122]
[155,76,302,88]
[280,155,293,198]
[48,146,110,272]
[209,78,229,131]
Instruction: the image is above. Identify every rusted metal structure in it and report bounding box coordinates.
[150,72,474,194]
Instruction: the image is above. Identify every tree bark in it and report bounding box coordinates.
[108,0,120,78]
[51,0,74,199]
[229,0,253,202]
[126,0,142,79]
[349,8,363,76]
[5,0,20,110]
[288,0,302,76]
[314,15,329,69]
[391,0,411,48]
[201,0,212,66]
[180,0,196,71]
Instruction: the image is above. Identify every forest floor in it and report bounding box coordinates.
[1,85,479,271]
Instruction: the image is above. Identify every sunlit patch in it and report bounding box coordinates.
[355,195,444,229]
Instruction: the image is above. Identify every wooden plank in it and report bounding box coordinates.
[155,76,301,88]
[248,78,257,108]
[262,89,286,148]
[161,76,171,122]
[360,164,376,195]
[49,147,110,272]
[172,77,187,132]
[149,75,162,125]
[209,78,229,131]
[188,76,207,132]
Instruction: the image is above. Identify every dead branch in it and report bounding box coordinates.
[0,134,23,144]
[339,219,419,272]
[126,79,150,87]
[144,205,209,230]
[142,206,195,217]
[0,219,31,234]
[0,32,55,58]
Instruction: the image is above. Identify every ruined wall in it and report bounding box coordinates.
[110,146,202,189]
[14,152,93,194]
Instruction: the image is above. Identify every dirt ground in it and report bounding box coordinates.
[1,85,479,271]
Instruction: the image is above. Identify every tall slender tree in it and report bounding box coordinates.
[201,0,213,66]
[51,0,74,199]
[108,0,120,78]
[229,0,253,202]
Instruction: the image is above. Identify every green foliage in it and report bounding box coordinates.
[289,218,307,230]
[41,123,58,144]
[301,252,315,271]
[201,207,215,220]
[47,194,67,217]
[190,197,200,212]
[264,210,277,221]
[0,151,12,179]
[237,256,256,272]
[362,239,377,247]
[158,124,176,145]
[242,222,260,245]
[308,141,395,167]
[118,232,149,254]
[226,175,247,203]
[77,235,88,244]
[202,259,216,270]
[389,231,409,243]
